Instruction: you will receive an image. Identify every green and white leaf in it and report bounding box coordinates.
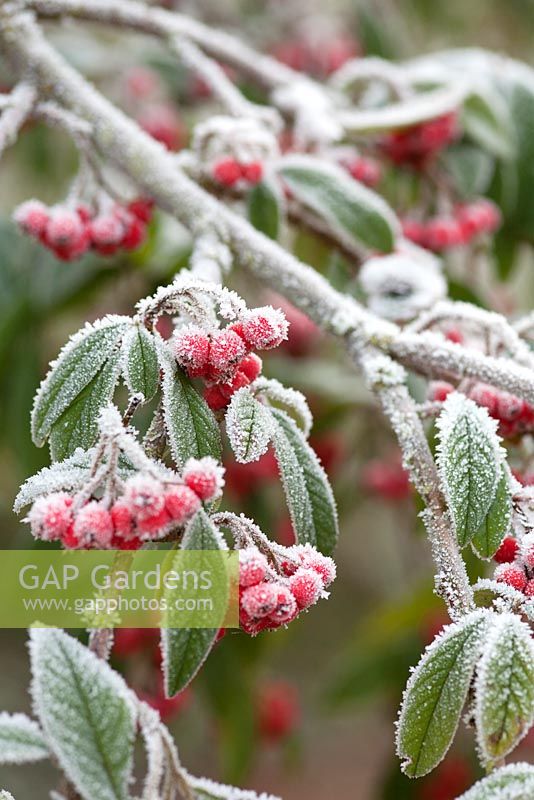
[456,763,534,800]
[436,392,503,548]
[31,315,130,448]
[271,408,338,555]
[121,324,159,401]
[48,348,123,461]
[462,84,516,160]
[396,609,490,778]
[30,628,137,800]
[226,388,273,464]
[247,180,281,240]
[185,772,281,800]
[472,464,513,559]
[278,155,399,252]
[475,613,534,767]
[0,713,49,764]
[253,377,312,436]
[157,339,222,468]
[162,511,226,697]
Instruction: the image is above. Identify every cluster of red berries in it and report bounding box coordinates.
[14,198,153,261]
[429,381,534,439]
[173,306,289,411]
[271,35,358,77]
[493,534,534,597]
[26,457,224,550]
[211,158,264,188]
[402,200,501,252]
[239,542,336,636]
[381,112,459,167]
[339,155,382,188]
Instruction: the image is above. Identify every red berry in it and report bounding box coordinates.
[44,209,90,260]
[520,534,534,569]
[73,501,114,548]
[241,306,289,350]
[123,476,165,521]
[239,547,269,588]
[204,384,230,411]
[428,381,455,402]
[173,326,211,378]
[345,156,381,187]
[424,217,463,252]
[139,103,185,151]
[402,218,427,246]
[469,384,499,417]
[494,563,527,592]
[76,204,92,224]
[257,681,300,741]
[14,200,50,238]
[113,627,158,656]
[137,506,171,537]
[361,458,411,501]
[128,198,154,223]
[208,328,247,381]
[120,213,147,251]
[494,536,519,564]
[444,328,464,345]
[241,583,278,618]
[496,392,524,422]
[182,457,224,502]
[268,583,298,624]
[124,66,159,100]
[289,568,323,609]
[298,546,336,587]
[26,492,73,541]
[212,158,242,187]
[164,485,201,525]
[524,580,534,598]
[89,214,124,255]
[236,353,262,382]
[110,501,135,540]
[219,370,251,401]
[241,161,263,184]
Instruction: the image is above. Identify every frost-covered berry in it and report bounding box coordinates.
[14,200,49,238]
[73,501,114,548]
[241,583,278,618]
[239,546,269,588]
[424,217,463,252]
[110,501,134,540]
[289,568,323,609]
[299,546,336,587]
[219,370,251,401]
[120,214,147,251]
[204,384,230,411]
[26,492,73,541]
[89,214,125,255]
[137,506,171,537]
[428,381,455,403]
[493,536,519,564]
[344,156,381,187]
[128,198,154,223]
[183,456,225,501]
[401,218,427,246]
[236,352,262,383]
[138,103,185,151]
[212,157,242,187]
[269,583,298,624]
[241,306,289,350]
[44,209,90,260]
[524,580,534,598]
[382,112,459,166]
[173,325,211,378]
[208,328,247,380]
[241,161,263,184]
[164,485,201,524]
[123,475,165,521]
[520,533,534,569]
[494,563,527,592]
[469,384,499,417]
[496,392,523,422]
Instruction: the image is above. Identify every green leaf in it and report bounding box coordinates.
[162,511,225,696]
[472,465,512,559]
[463,88,516,160]
[475,613,534,767]
[121,324,159,401]
[226,389,272,463]
[158,342,222,468]
[48,349,122,461]
[278,157,398,252]
[0,713,49,764]
[436,393,502,548]
[185,773,280,800]
[31,316,130,448]
[271,408,338,555]
[247,181,280,239]
[456,763,534,800]
[442,145,495,199]
[397,610,490,779]
[30,628,136,800]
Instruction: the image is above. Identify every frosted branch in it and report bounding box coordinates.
[0,81,36,156]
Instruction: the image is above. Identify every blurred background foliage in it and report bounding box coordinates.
[1,1,534,798]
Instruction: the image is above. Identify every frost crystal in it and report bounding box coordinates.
[184,771,281,800]
[360,245,446,321]
[363,354,406,389]
[192,115,279,165]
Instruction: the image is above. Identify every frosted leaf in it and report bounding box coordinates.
[471,464,513,559]
[31,316,131,448]
[192,115,279,166]
[272,80,342,147]
[0,713,49,764]
[137,274,246,326]
[278,154,399,252]
[271,408,339,556]
[157,338,222,468]
[475,613,534,767]
[14,449,92,512]
[359,246,446,321]
[253,378,313,437]
[30,628,137,800]
[226,388,273,464]
[456,762,534,800]
[436,392,504,548]
[184,772,281,800]
[396,609,490,778]
[121,324,159,402]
